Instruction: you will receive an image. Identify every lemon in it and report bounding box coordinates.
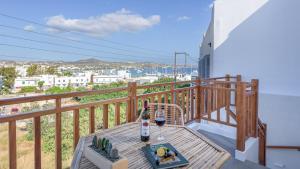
[156,147,166,157]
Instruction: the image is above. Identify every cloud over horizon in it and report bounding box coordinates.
[23,25,35,31]
[177,16,191,21]
[45,8,160,36]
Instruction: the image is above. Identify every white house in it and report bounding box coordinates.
[91,71,131,84]
[130,74,159,84]
[0,76,3,89]
[92,75,123,84]
[14,77,39,89]
[117,70,131,79]
[39,75,56,89]
[54,76,89,88]
[14,74,91,90]
[16,65,29,77]
[199,0,300,168]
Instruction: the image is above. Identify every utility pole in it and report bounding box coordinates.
[174,52,188,104]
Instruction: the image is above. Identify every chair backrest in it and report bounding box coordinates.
[136,103,184,126]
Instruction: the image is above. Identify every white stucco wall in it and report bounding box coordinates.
[235,137,259,163]
[259,93,300,169]
[205,0,300,168]
[212,0,300,96]
[200,20,214,59]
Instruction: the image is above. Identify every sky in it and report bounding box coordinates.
[0,0,213,65]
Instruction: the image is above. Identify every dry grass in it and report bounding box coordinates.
[0,124,71,169]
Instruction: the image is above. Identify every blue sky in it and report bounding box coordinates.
[0,0,213,64]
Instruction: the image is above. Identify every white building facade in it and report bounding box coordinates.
[0,76,3,89]
[200,0,300,168]
[14,74,91,90]
[92,75,123,84]
[14,77,39,89]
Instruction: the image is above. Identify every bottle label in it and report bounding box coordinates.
[141,119,150,136]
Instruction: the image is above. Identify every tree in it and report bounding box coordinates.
[0,67,17,93]
[27,64,42,76]
[45,66,57,75]
[62,71,72,77]
[38,81,45,90]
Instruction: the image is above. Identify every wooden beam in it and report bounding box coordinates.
[186,89,190,121]
[236,82,246,151]
[157,94,162,111]
[115,103,120,125]
[266,145,300,150]
[103,104,109,129]
[235,75,241,105]
[73,109,80,150]
[195,79,200,120]
[34,117,41,169]
[89,106,95,134]
[259,123,267,166]
[127,82,137,122]
[207,87,212,120]
[126,100,131,123]
[251,79,259,137]
[170,83,175,123]
[55,98,62,169]
[0,87,128,106]
[9,120,17,169]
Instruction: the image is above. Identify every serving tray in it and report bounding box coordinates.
[142,143,189,169]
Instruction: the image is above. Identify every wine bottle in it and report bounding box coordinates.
[141,100,150,142]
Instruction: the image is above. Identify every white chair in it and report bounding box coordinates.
[136,103,184,126]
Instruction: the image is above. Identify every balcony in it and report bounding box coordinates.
[0,75,266,169]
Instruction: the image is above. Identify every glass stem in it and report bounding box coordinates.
[160,127,162,138]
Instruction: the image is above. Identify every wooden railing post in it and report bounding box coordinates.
[55,98,62,169]
[171,82,175,104]
[235,75,242,105]
[259,122,267,166]
[251,79,259,137]
[103,104,109,129]
[127,82,137,122]
[89,106,95,134]
[236,82,246,151]
[115,103,120,125]
[73,109,80,150]
[34,116,41,169]
[225,74,230,123]
[170,82,175,123]
[236,74,241,81]
[195,78,201,120]
[126,83,132,122]
[9,120,17,169]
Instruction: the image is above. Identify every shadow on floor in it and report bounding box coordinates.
[197,129,268,169]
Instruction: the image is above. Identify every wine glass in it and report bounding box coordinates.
[155,109,166,141]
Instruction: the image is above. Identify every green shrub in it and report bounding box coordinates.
[19,86,37,93]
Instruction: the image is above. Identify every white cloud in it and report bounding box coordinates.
[24,25,35,31]
[45,8,160,36]
[177,16,191,21]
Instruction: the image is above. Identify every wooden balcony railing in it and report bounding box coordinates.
[0,74,266,169]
